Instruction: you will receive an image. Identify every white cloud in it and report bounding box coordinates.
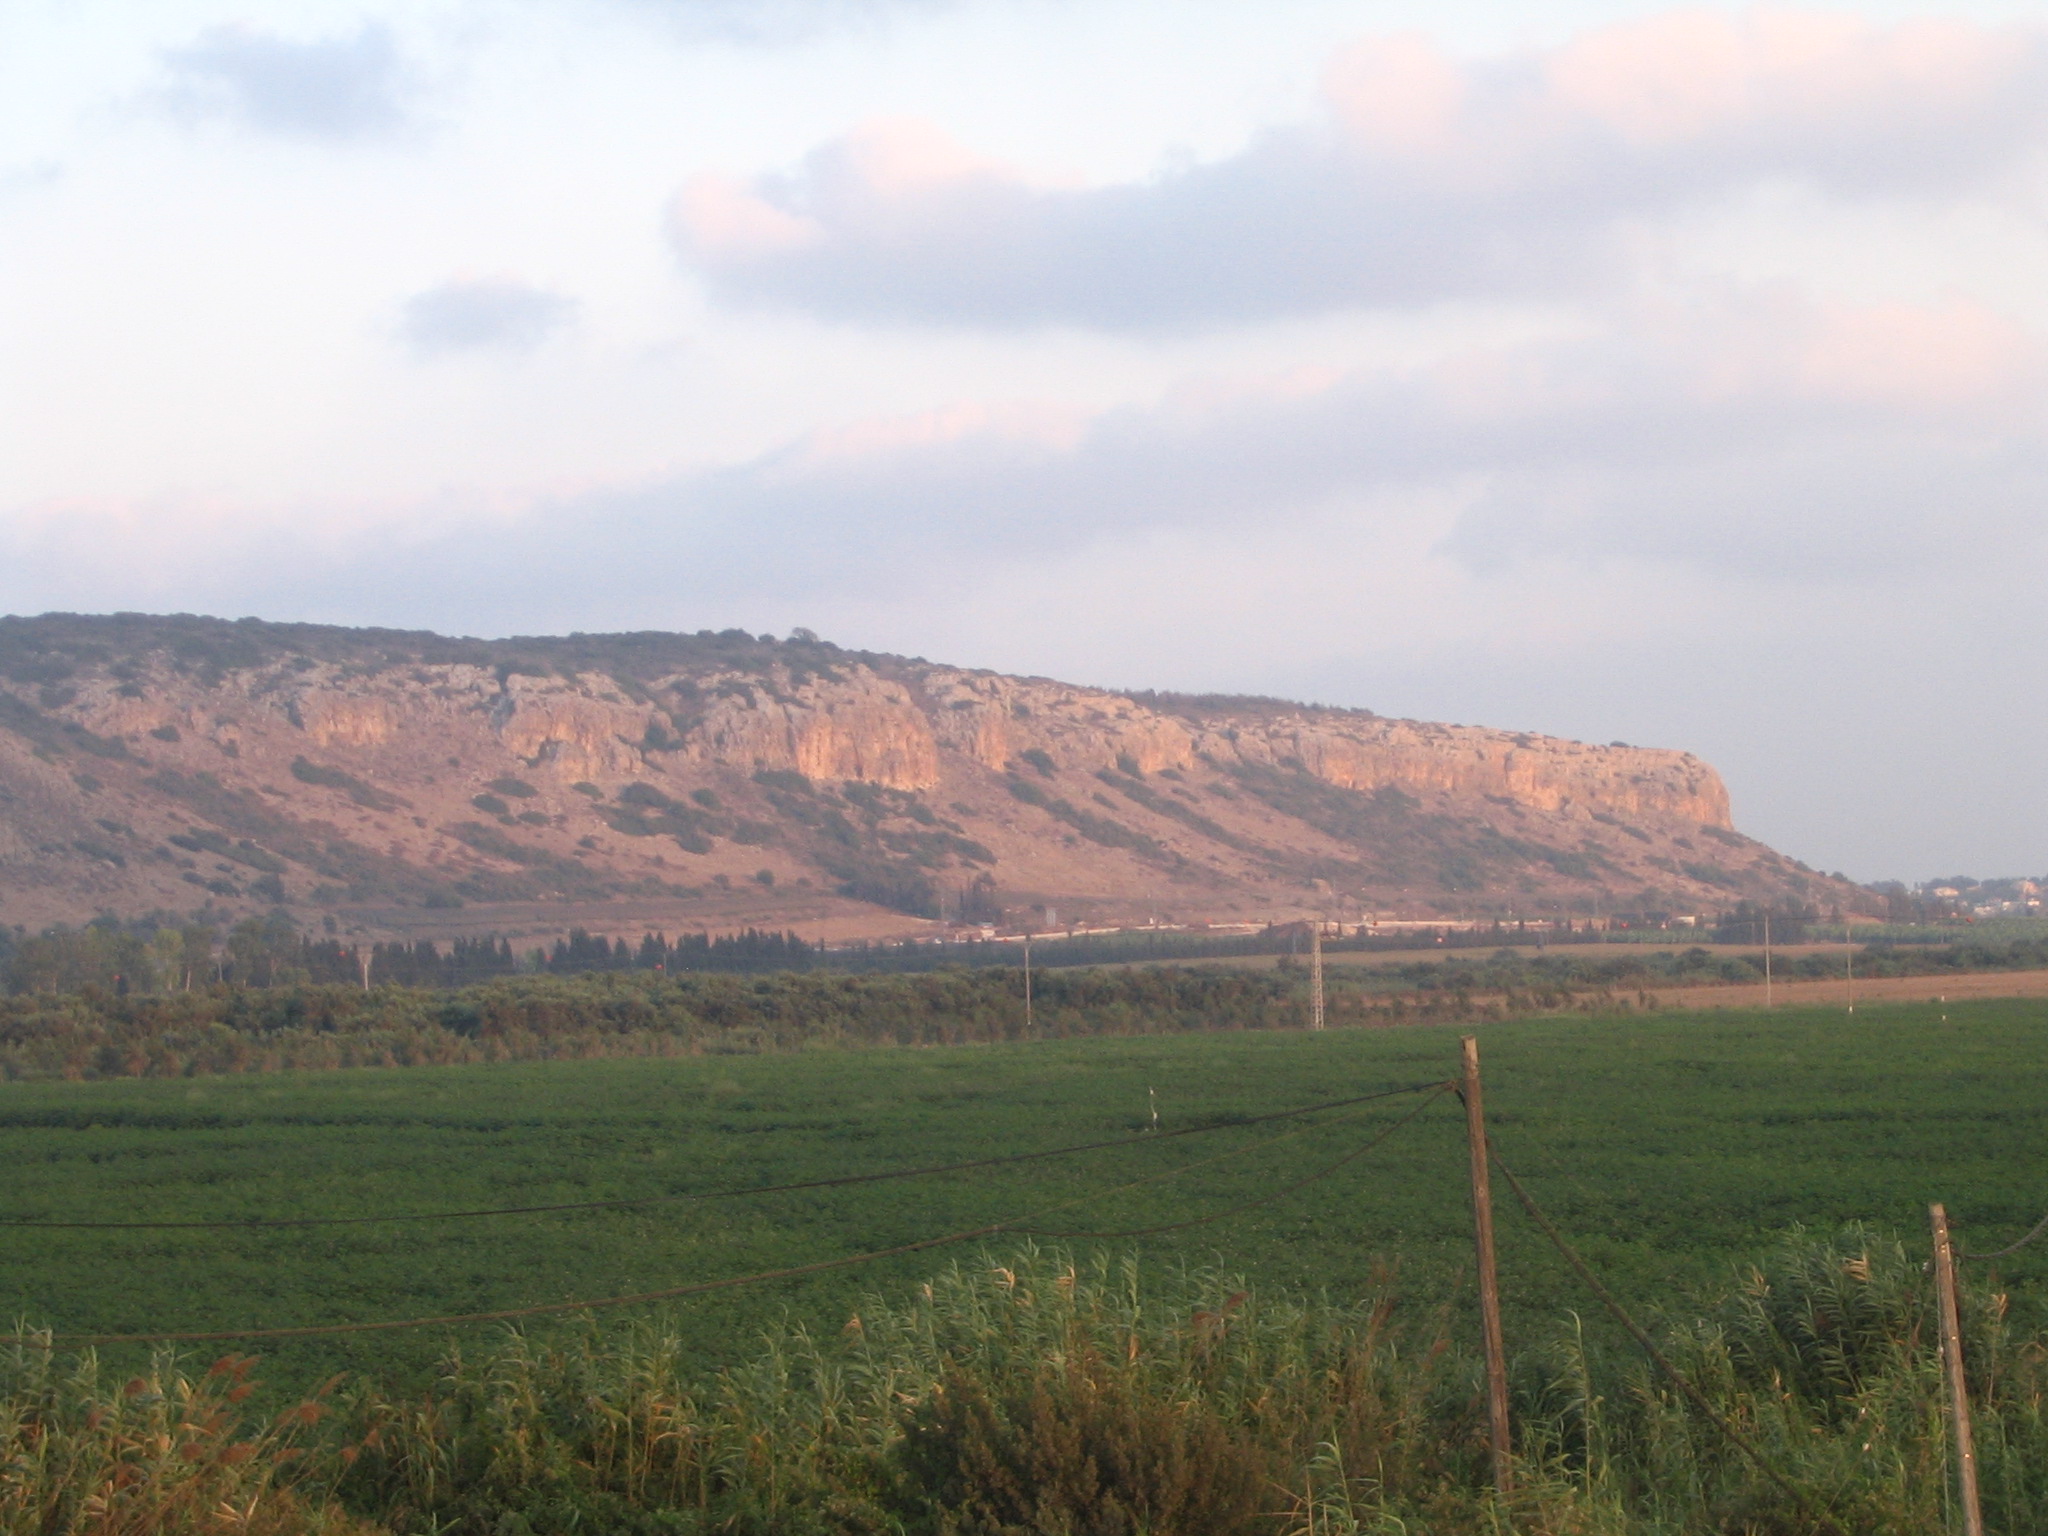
[403,283,2027,605]
[613,0,959,47]
[157,22,415,140]
[13,280,2036,615]
[672,13,2048,328]
[400,277,579,353]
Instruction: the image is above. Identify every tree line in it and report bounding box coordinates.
[11,909,2048,1013]
[0,918,824,997]
[0,965,1350,1081]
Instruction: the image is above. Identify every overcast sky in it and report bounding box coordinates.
[5,0,2047,881]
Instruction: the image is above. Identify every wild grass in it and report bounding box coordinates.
[0,1338,374,1536]
[6,1235,2043,1534]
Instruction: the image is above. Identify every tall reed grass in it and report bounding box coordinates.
[7,1230,2043,1534]
[0,1338,374,1536]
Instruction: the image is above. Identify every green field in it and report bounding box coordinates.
[3,998,2045,1402]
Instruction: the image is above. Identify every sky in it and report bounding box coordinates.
[4,0,2048,883]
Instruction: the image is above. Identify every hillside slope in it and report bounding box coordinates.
[0,615,1859,940]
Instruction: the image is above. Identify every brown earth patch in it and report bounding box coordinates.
[1645,968,2048,1012]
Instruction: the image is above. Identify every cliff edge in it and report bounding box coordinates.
[0,615,1852,939]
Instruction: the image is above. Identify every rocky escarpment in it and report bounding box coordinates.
[919,672,1729,826]
[0,614,1858,938]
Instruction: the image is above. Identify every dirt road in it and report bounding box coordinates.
[1645,968,2048,1012]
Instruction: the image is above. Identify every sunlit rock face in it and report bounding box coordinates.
[0,615,1834,936]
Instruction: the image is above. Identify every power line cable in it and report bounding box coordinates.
[32,1086,1451,1348]
[1487,1142,1848,1536]
[0,1081,1443,1232]
[1956,1208,2048,1261]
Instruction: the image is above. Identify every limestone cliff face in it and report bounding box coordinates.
[918,669,1727,829]
[1220,722,1730,827]
[924,671,1195,776]
[0,615,1848,934]
[490,680,650,781]
[292,695,399,749]
[680,673,940,791]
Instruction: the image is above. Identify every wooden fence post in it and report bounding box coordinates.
[1309,923,1325,1031]
[1930,1203,1984,1536]
[1462,1035,1513,1496]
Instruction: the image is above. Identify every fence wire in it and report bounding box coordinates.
[1488,1140,1847,1536]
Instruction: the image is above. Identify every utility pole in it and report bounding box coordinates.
[1929,1204,1984,1536]
[1762,912,1772,1010]
[1309,922,1325,1031]
[1461,1036,1512,1496]
[1846,925,1855,1015]
[1023,932,1033,1033]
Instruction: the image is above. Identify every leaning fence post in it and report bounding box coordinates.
[1461,1035,1513,1496]
[1929,1203,1984,1536]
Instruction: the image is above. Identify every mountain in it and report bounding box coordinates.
[0,614,1862,942]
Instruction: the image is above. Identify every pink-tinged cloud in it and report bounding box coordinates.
[1807,300,2039,408]
[1541,11,2032,152]
[672,177,817,260]
[670,11,2048,329]
[221,287,2041,615]
[1675,291,2040,410]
